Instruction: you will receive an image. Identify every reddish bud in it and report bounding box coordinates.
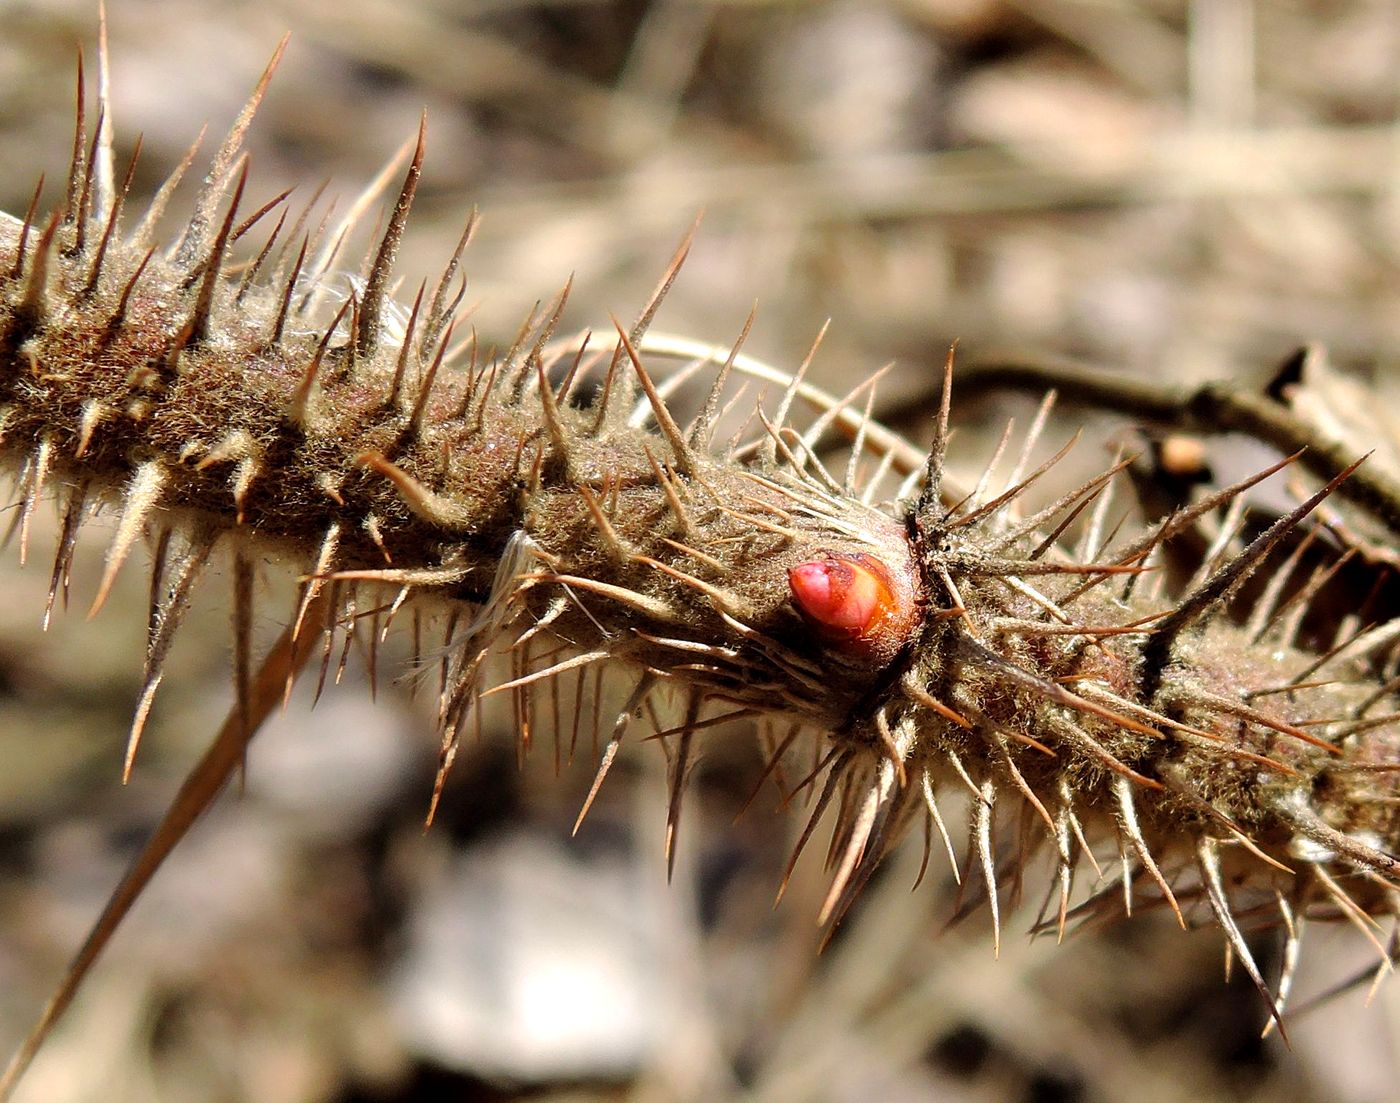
[788,553,912,657]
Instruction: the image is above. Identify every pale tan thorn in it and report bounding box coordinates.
[1052,804,1075,942]
[515,274,574,398]
[287,294,352,427]
[659,537,724,574]
[88,462,165,619]
[408,317,456,438]
[292,523,340,648]
[325,566,470,587]
[83,132,142,299]
[423,210,480,357]
[174,34,289,269]
[62,48,87,230]
[1068,680,1217,741]
[133,124,206,244]
[902,674,974,729]
[843,378,880,493]
[1190,689,1343,757]
[1076,448,1123,561]
[534,358,573,464]
[511,595,569,649]
[1262,547,1358,648]
[1044,712,1163,791]
[1312,864,1393,971]
[1245,522,1319,643]
[1185,491,1250,593]
[717,383,755,460]
[937,566,979,639]
[9,173,46,282]
[596,216,701,432]
[524,571,675,622]
[988,616,1163,638]
[873,709,909,789]
[494,301,542,392]
[920,769,961,884]
[386,280,427,412]
[761,320,828,468]
[687,303,756,450]
[1196,837,1288,1040]
[611,315,695,474]
[960,635,1165,743]
[381,585,411,642]
[620,331,929,474]
[775,751,847,905]
[93,0,116,220]
[125,531,215,782]
[556,329,594,404]
[716,504,802,542]
[576,485,628,562]
[1261,893,1303,1039]
[1113,775,1183,928]
[317,473,345,508]
[630,554,742,614]
[798,361,892,464]
[627,356,711,429]
[355,451,476,531]
[631,628,739,661]
[664,695,702,881]
[822,741,918,928]
[17,438,52,566]
[1059,777,1102,879]
[481,651,610,697]
[311,580,343,706]
[333,585,359,688]
[229,457,260,525]
[74,399,111,459]
[428,639,496,822]
[188,157,249,344]
[963,415,1016,519]
[858,444,899,506]
[357,112,426,359]
[981,725,1055,837]
[823,760,867,876]
[1001,387,1058,498]
[643,446,694,536]
[974,779,1001,958]
[44,481,89,631]
[991,453,1133,556]
[18,210,62,324]
[735,722,802,821]
[425,724,463,830]
[195,428,257,471]
[364,514,393,564]
[757,409,822,483]
[574,673,656,835]
[951,430,1082,532]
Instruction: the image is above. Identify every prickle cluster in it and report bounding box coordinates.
[3,23,1400,1095]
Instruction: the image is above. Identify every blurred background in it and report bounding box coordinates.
[2,1,1400,1100]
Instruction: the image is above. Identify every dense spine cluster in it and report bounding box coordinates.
[2,26,1400,1095]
